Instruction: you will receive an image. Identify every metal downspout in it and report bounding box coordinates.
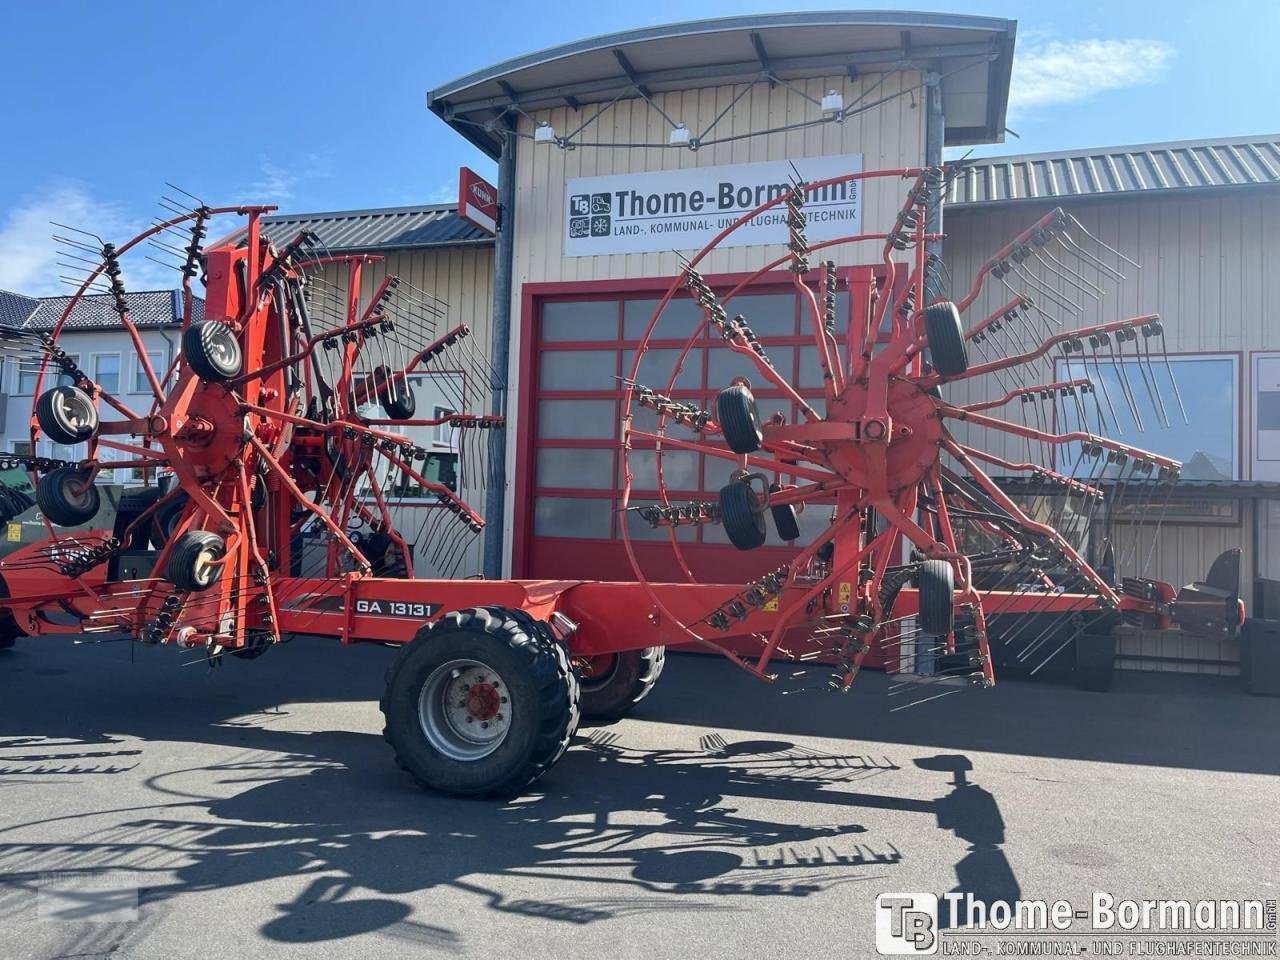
[484,118,517,579]
[924,70,945,265]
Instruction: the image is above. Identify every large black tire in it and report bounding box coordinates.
[579,646,665,723]
[918,559,955,636]
[183,320,242,381]
[924,301,968,378]
[35,467,100,527]
[719,479,766,550]
[381,607,580,797]
[166,531,226,591]
[36,386,98,445]
[716,384,762,454]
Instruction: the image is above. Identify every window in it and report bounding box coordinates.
[1056,355,1239,480]
[11,441,32,458]
[93,354,120,394]
[17,355,79,394]
[433,406,457,448]
[356,372,466,501]
[133,350,166,393]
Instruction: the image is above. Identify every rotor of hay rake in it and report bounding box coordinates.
[8,197,502,656]
[620,165,1186,703]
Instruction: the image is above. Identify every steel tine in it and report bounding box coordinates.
[1067,213,1142,271]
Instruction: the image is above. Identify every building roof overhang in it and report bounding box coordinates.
[428,11,1017,157]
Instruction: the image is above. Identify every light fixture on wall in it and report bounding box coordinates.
[821,89,845,119]
[534,121,558,144]
[669,123,692,146]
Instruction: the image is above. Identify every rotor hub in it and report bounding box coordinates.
[166,382,246,480]
[823,377,943,493]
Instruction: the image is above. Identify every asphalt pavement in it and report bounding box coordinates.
[1,633,1277,959]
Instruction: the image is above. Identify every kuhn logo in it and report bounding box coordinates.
[469,182,494,207]
[876,893,938,954]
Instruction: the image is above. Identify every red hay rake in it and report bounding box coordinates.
[0,168,1244,796]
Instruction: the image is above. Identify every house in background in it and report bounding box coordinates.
[0,289,200,481]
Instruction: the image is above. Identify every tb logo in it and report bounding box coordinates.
[876,893,938,954]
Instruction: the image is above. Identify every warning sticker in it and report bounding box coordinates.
[6,522,21,542]
[838,581,852,604]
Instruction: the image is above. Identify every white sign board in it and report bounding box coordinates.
[564,153,863,257]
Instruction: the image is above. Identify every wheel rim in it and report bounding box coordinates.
[53,390,93,435]
[193,546,221,587]
[209,328,240,373]
[417,658,512,761]
[57,474,94,509]
[579,653,620,693]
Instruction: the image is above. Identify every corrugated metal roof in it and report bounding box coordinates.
[21,290,202,332]
[947,135,1280,207]
[259,204,492,254]
[0,290,40,327]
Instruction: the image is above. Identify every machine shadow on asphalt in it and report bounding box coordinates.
[0,639,1040,946]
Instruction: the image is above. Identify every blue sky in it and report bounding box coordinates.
[0,0,1276,295]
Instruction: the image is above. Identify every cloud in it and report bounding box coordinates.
[0,183,181,298]
[1009,38,1175,115]
[244,153,333,207]
[425,181,456,204]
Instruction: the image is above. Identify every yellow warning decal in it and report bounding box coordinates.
[838,581,852,604]
[6,522,20,543]
[764,598,779,612]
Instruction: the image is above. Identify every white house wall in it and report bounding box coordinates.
[503,70,929,575]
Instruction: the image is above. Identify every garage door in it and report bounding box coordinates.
[517,277,860,585]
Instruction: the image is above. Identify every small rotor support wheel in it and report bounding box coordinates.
[719,474,768,551]
[35,467,101,527]
[166,531,227,592]
[183,320,243,382]
[716,384,762,454]
[917,558,956,636]
[36,386,98,445]
[923,301,968,379]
